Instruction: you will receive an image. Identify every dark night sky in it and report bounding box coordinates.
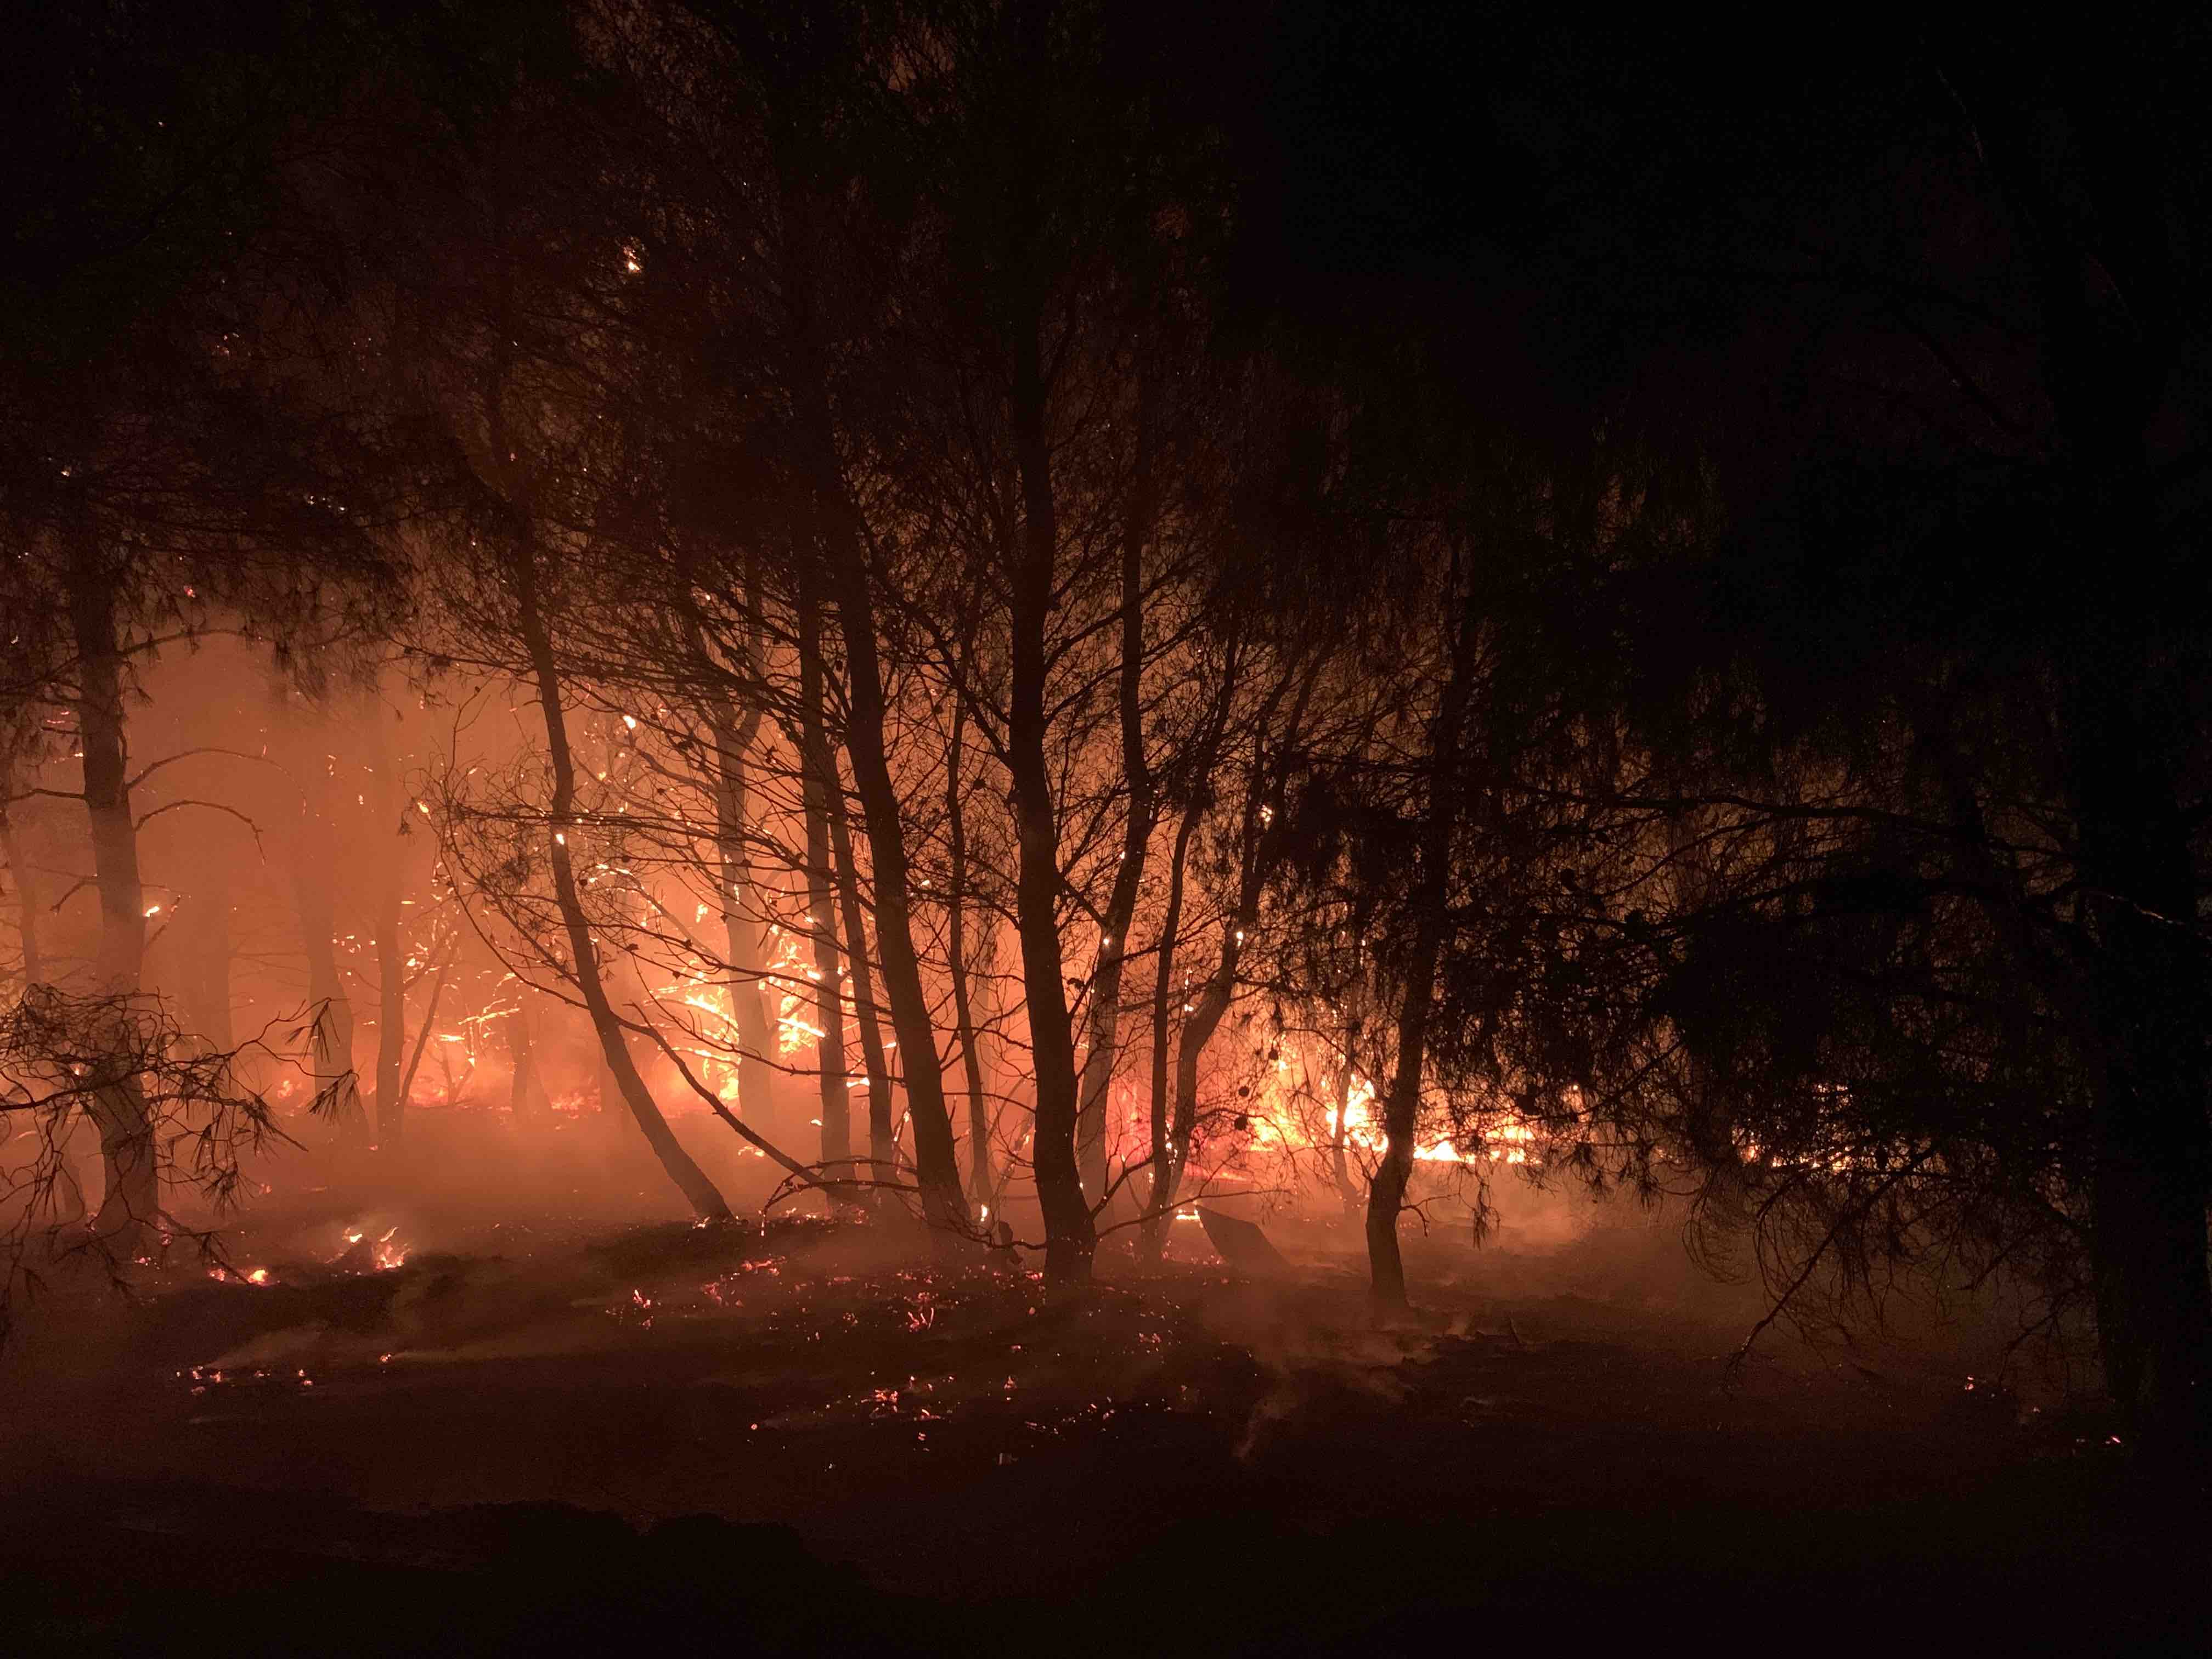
[1110,5,1943,449]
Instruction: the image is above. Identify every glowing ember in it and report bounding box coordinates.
[330,1224,409,1272]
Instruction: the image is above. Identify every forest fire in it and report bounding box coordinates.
[335,1226,411,1273]
[0,2,2204,1651]
[1225,1036,1541,1173]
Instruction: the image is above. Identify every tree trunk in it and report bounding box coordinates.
[820,560,963,1231]
[825,749,896,1197]
[1006,292,1094,1283]
[1139,799,1200,1260]
[796,581,851,1189]
[1329,1016,1362,1218]
[287,721,359,1139]
[372,890,404,1143]
[504,986,553,1121]
[945,699,993,1216]
[368,698,405,1146]
[1,799,43,987]
[1168,924,1241,1218]
[66,543,156,1248]
[513,541,732,1223]
[707,695,778,1125]
[695,558,779,1136]
[1367,589,1476,1314]
[782,264,966,1236]
[670,554,780,1139]
[1160,707,1299,1249]
[1138,658,1243,1260]
[1075,371,1156,1203]
[395,949,450,1119]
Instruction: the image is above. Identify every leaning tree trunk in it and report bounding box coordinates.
[816,537,964,1232]
[66,543,157,1248]
[944,699,994,1215]
[1005,297,1096,1283]
[826,756,896,1199]
[394,947,452,1119]
[513,541,732,1223]
[796,582,851,1190]
[795,577,893,1192]
[1075,371,1156,1203]
[1139,801,1200,1260]
[708,698,779,1124]
[777,142,966,1238]
[1139,661,1240,1260]
[1367,589,1476,1313]
[678,555,781,1141]
[1166,918,1242,1225]
[1159,704,1297,1245]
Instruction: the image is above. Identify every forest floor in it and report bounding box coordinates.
[1,1200,2203,1655]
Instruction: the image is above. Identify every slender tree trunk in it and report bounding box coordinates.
[1367,592,1476,1313]
[513,541,732,1223]
[1075,374,1156,1203]
[66,544,156,1247]
[372,892,404,1143]
[1006,300,1094,1283]
[1159,685,1304,1245]
[676,556,780,1137]
[1168,919,1242,1222]
[796,581,851,1187]
[825,752,895,1195]
[781,221,966,1236]
[1139,799,1200,1260]
[707,693,778,1126]
[1139,658,1243,1259]
[1,800,42,986]
[504,987,552,1121]
[396,950,451,1116]
[368,699,405,1146]
[1330,1015,1362,1218]
[945,699,992,1215]
[819,554,963,1231]
[287,721,359,1138]
[695,557,778,1134]
[1365,981,1433,1312]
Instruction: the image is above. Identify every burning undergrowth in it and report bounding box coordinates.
[45,1209,1545,1490]
[1,1204,2105,1637]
